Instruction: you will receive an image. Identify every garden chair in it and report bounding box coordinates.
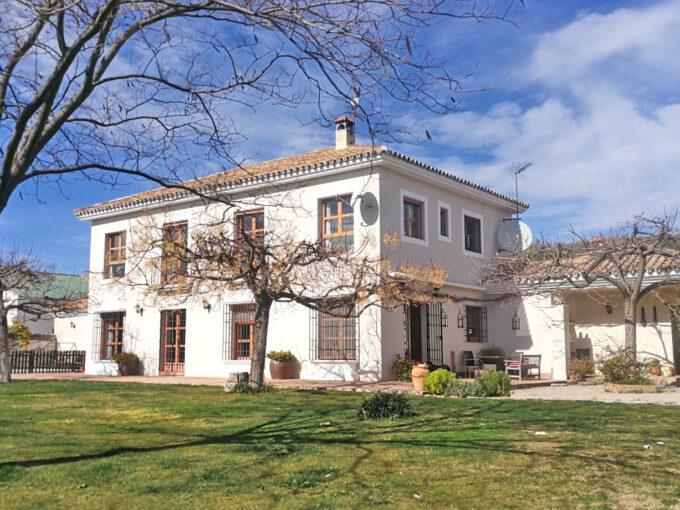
[463,351,479,379]
[504,353,542,380]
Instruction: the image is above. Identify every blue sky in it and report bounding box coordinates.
[2,0,679,272]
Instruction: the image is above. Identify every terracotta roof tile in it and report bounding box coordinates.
[75,144,526,218]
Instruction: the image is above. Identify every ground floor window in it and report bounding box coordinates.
[231,304,256,360]
[466,305,487,343]
[100,312,124,360]
[160,309,186,374]
[310,305,357,360]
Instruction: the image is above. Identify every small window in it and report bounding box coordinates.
[439,207,449,238]
[235,209,264,240]
[321,195,354,251]
[466,306,487,343]
[104,232,126,278]
[403,198,424,240]
[464,215,482,254]
[100,312,124,360]
[161,222,188,284]
[231,304,255,360]
[317,305,357,360]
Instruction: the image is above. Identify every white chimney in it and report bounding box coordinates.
[334,115,355,150]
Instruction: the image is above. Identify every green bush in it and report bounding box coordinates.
[393,354,413,382]
[476,371,512,397]
[112,352,140,364]
[231,383,279,394]
[267,351,297,363]
[444,379,473,397]
[424,368,457,395]
[358,392,415,420]
[597,348,651,385]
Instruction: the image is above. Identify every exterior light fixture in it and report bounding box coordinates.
[442,311,449,328]
[457,308,465,329]
[202,299,212,312]
[69,321,76,329]
[605,303,613,314]
[135,304,144,315]
[511,310,521,331]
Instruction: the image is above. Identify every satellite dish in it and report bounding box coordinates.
[497,219,533,252]
[359,192,379,225]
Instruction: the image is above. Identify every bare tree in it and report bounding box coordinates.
[121,211,445,385]
[487,213,680,357]
[0,249,87,383]
[0,0,519,214]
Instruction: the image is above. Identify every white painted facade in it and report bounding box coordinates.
[76,136,537,381]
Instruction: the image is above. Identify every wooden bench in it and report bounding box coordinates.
[504,354,541,380]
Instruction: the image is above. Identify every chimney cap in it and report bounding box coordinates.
[334,115,355,127]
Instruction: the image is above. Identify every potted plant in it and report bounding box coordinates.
[112,352,140,376]
[411,363,429,393]
[267,351,298,379]
[567,358,594,383]
[648,358,662,376]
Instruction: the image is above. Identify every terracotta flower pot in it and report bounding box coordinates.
[118,362,138,376]
[650,365,662,376]
[269,361,296,379]
[411,365,429,393]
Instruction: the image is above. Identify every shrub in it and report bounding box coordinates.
[231,382,279,394]
[445,379,474,397]
[112,352,140,364]
[597,348,651,385]
[475,371,512,397]
[393,354,413,382]
[358,392,415,420]
[568,358,594,379]
[424,368,457,395]
[267,351,297,363]
[8,321,31,348]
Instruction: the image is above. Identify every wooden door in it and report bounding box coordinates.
[160,309,186,375]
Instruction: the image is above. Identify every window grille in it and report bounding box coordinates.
[310,306,358,361]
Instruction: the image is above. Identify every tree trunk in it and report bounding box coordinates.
[623,295,637,357]
[0,309,11,384]
[249,295,273,386]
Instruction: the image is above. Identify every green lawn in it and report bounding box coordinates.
[0,382,678,509]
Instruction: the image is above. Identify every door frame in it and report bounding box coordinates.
[159,309,186,375]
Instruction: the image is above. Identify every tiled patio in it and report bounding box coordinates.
[12,372,559,392]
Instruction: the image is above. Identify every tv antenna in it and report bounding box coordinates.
[513,162,532,220]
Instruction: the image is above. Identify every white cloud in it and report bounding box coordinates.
[425,0,680,236]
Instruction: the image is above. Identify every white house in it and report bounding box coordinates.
[70,118,679,381]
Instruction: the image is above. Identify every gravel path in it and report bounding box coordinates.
[510,383,680,405]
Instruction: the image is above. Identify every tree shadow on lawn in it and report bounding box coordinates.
[0,402,669,478]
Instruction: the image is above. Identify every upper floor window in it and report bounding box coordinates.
[321,195,354,251]
[161,221,188,284]
[100,312,124,360]
[235,209,264,240]
[438,203,451,241]
[403,198,424,240]
[464,214,482,254]
[104,232,126,278]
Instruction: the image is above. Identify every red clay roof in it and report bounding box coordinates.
[75,144,527,218]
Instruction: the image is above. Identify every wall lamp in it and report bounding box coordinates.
[135,304,144,316]
[457,308,465,329]
[511,310,521,331]
[203,299,212,312]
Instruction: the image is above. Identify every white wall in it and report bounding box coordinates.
[54,313,92,351]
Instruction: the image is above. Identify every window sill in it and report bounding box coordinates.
[309,359,358,364]
[400,234,428,247]
[462,249,484,259]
